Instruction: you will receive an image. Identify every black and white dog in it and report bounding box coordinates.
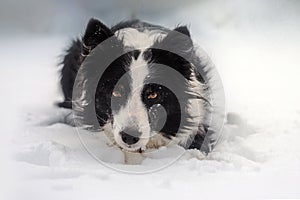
[59,18,218,154]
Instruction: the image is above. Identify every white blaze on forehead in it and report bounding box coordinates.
[112,27,175,151]
[127,54,150,132]
[112,51,151,151]
[114,28,166,49]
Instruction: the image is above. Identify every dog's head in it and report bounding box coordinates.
[76,18,206,152]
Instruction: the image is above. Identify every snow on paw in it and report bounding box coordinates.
[183,149,207,160]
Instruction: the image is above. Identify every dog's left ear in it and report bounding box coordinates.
[82,18,113,53]
[156,25,193,55]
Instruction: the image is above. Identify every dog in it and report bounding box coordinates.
[58,18,217,155]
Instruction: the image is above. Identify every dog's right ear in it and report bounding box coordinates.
[82,18,113,54]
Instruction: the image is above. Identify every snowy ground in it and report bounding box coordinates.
[1,1,300,199]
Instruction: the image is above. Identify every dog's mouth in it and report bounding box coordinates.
[119,146,144,153]
[115,132,171,153]
[116,140,147,153]
[102,124,149,153]
[104,124,169,153]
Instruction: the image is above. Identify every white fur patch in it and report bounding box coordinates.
[112,52,151,151]
[114,28,166,49]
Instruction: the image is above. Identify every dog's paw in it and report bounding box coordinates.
[183,149,207,160]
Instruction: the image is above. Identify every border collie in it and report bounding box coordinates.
[58,18,220,155]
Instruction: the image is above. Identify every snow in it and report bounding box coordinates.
[1,1,300,199]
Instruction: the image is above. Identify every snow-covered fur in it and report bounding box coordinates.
[59,18,215,154]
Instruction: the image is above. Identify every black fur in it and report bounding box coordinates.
[58,39,81,108]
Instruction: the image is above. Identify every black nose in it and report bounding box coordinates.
[120,130,140,145]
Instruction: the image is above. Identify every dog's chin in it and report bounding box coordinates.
[118,143,144,153]
[117,142,145,153]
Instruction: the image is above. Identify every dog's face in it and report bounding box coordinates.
[80,19,200,152]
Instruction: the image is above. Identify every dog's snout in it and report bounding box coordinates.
[120,129,141,145]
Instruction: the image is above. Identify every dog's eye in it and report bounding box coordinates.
[148,92,158,99]
[112,90,122,97]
